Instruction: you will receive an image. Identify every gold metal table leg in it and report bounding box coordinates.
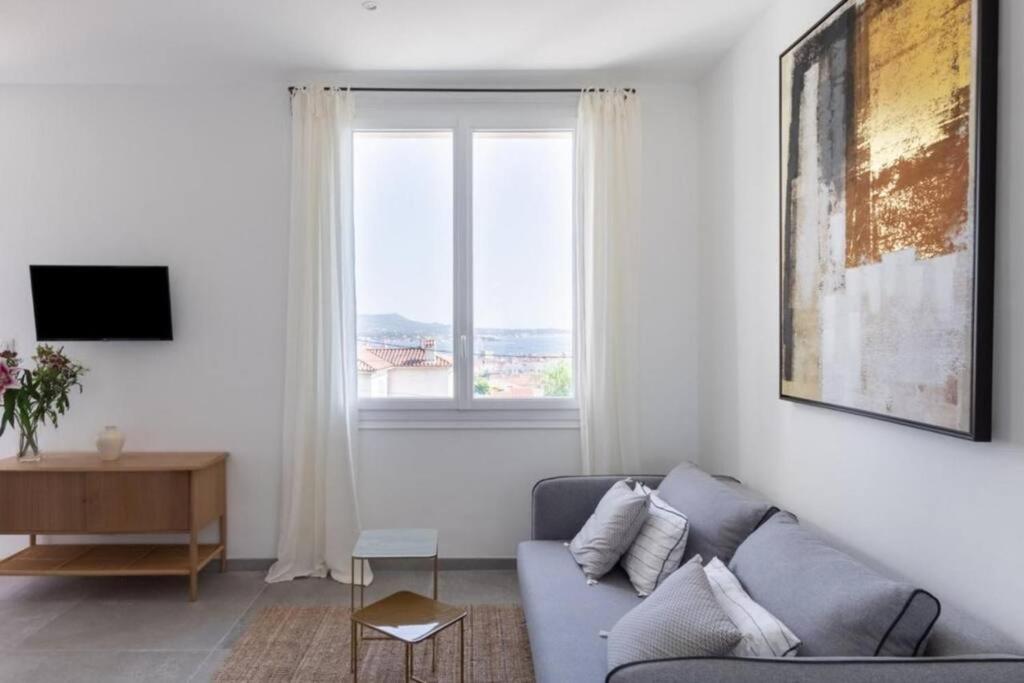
[350,555,358,649]
[432,553,439,671]
[351,616,358,679]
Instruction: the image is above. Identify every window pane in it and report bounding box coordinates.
[355,131,454,398]
[472,131,574,399]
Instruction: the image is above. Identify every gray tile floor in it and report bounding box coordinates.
[0,569,520,682]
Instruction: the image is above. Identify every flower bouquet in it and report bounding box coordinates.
[0,344,87,461]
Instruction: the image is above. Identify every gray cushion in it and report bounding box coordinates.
[518,540,643,683]
[569,479,648,579]
[656,461,775,563]
[607,555,742,670]
[729,512,941,657]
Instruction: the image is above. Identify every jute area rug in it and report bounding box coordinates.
[215,604,536,682]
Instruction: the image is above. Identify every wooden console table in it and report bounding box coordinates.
[0,451,227,601]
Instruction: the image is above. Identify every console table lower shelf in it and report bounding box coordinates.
[0,543,225,577]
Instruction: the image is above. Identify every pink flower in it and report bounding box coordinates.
[0,363,20,395]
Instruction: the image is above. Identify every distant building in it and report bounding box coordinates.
[489,375,541,397]
[358,339,453,397]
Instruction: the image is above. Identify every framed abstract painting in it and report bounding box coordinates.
[779,0,998,441]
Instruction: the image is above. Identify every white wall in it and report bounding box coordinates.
[0,79,700,559]
[385,367,452,399]
[697,0,1024,640]
[0,86,291,558]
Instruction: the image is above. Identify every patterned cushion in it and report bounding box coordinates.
[569,479,649,580]
[607,555,742,671]
[704,557,801,657]
[620,485,690,596]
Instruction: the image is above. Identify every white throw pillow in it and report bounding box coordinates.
[568,479,649,580]
[620,484,689,596]
[704,556,801,657]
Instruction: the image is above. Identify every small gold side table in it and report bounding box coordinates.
[351,590,466,683]
[351,529,441,668]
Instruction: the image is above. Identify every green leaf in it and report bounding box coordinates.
[0,389,18,435]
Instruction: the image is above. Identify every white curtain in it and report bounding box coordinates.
[576,89,643,476]
[267,88,371,585]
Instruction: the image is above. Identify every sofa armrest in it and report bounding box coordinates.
[531,475,664,541]
[606,656,1024,683]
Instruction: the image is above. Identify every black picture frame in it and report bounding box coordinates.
[777,0,998,442]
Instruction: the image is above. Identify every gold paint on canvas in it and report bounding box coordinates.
[782,306,822,399]
[845,0,972,267]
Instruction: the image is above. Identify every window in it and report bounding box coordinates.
[472,131,574,399]
[354,131,454,399]
[353,102,576,420]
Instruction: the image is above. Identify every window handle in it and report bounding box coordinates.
[460,334,468,360]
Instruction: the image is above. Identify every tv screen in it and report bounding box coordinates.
[30,265,173,341]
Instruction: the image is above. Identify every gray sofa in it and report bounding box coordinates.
[517,463,1024,682]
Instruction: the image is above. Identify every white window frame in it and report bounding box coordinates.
[353,94,580,429]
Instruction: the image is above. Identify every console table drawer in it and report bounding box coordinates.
[84,471,190,532]
[0,473,87,533]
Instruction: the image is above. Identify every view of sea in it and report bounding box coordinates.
[360,331,571,359]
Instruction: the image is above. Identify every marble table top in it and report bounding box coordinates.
[352,528,438,559]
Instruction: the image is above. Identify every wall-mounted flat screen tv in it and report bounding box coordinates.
[30,265,173,341]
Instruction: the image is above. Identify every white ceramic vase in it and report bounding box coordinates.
[96,426,126,461]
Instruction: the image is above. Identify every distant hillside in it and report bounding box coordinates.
[358,313,449,337]
[358,313,570,337]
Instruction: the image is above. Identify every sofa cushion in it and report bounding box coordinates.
[620,486,690,596]
[656,461,775,563]
[569,479,649,580]
[608,555,741,671]
[729,512,941,657]
[518,540,642,683]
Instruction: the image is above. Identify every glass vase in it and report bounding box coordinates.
[16,425,41,462]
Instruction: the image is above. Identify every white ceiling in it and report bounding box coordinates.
[0,0,771,84]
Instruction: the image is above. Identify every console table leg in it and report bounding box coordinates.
[29,534,36,547]
[188,528,199,602]
[219,513,227,573]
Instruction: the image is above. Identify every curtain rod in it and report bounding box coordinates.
[287,86,635,95]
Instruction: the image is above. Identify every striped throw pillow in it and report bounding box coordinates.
[704,556,801,657]
[620,484,690,596]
